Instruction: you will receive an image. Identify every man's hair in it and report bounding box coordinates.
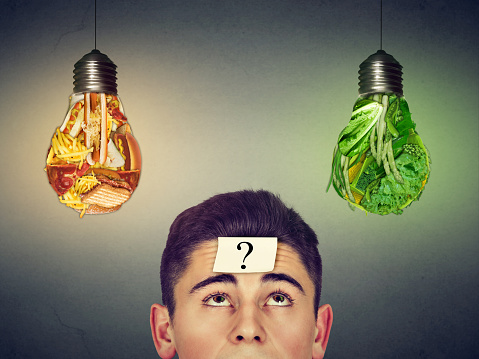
[160,190,322,319]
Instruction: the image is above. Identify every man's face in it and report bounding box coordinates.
[152,240,332,359]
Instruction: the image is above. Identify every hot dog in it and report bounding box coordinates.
[84,92,108,165]
[113,132,142,171]
[99,93,108,165]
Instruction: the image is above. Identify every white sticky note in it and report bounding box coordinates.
[213,237,278,273]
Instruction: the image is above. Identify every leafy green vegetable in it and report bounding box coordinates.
[354,169,376,194]
[388,94,398,106]
[396,117,416,136]
[396,97,416,136]
[338,102,382,157]
[353,98,375,111]
[360,151,429,215]
[399,97,411,121]
[392,134,408,151]
[350,155,377,194]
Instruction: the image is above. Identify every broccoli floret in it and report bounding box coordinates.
[402,143,425,159]
[355,171,376,193]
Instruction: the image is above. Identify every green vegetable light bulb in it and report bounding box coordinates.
[327,50,431,215]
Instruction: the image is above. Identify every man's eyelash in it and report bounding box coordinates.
[202,290,295,306]
[270,289,295,303]
[202,291,229,304]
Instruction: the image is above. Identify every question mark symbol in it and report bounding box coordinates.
[237,241,253,269]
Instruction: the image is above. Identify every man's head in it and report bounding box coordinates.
[151,190,332,359]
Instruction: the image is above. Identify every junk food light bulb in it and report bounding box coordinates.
[45,49,141,217]
[327,50,430,215]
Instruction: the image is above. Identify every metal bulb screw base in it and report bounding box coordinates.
[73,49,118,94]
[358,50,403,97]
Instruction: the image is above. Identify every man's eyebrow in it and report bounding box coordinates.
[189,273,237,294]
[261,273,305,294]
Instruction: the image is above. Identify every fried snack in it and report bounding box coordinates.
[46,93,141,217]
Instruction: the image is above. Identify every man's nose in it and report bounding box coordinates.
[228,303,266,344]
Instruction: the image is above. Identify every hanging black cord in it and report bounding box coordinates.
[380,0,383,50]
[94,0,97,49]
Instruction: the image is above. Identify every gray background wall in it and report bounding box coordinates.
[0,0,478,358]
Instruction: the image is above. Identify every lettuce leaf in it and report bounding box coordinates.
[338,102,382,157]
[396,97,416,136]
[360,152,429,215]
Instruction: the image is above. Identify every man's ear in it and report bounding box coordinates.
[312,304,333,359]
[150,303,177,359]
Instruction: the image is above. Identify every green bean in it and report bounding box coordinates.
[343,156,355,203]
[332,152,346,197]
[349,153,360,168]
[370,124,377,158]
[387,140,403,183]
[336,152,347,193]
[384,128,391,143]
[385,98,400,137]
[332,143,338,161]
[382,146,390,175]
[332,176,346,198]
[376,95,388,166]
[364,178,380,203]
[387,121,399,137]
[386,99,397,123]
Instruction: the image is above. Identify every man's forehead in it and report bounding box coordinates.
[187,240,304,275]
[173,240,316,307]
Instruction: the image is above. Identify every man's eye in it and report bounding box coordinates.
[265,293,292,306]
[203,294,231,307]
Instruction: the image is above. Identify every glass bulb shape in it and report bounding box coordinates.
[45,50,141,217]
[327,50,430,215]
